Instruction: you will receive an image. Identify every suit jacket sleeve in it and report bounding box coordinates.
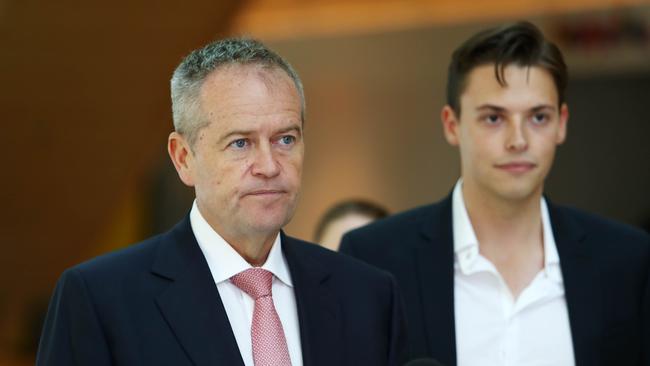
[37,268,113,366]
[341,235,409,365]
[641,263,650,366]
[388,272,409,366]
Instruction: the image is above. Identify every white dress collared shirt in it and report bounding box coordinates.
[452,180,575,366]
[190,201,303,366]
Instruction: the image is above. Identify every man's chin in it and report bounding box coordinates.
[494,182,542,202]
[244,211,293,234]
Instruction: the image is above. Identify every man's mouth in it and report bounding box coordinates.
[494,161,537,173]
[244,189,286,197]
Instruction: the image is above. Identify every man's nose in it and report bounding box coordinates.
[505,118,528,152]
[251,144,281,178]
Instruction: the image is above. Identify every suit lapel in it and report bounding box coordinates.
[152,218,244,366]
[549,203,602,366]
[414,197,457,366]
[282,233,341,366]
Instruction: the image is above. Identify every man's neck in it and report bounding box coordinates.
[462,180,543,246]
[461,180,545,299]
[195,201,280,267]
[219,230,279,267]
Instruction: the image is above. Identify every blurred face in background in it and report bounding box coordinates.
[442,64,568,203]
[318,213,377,251]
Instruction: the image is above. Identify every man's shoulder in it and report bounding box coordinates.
[341,198,449,251]
[284,235,395,283]
[551,204,650,264]
[351,201,444,239]
[337,199,452,271]
[552,204,649,245]
[68,231,169,283]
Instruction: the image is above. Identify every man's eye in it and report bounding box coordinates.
[229,139,248,149]
[484,114,501,124]
[532,113,549,124]
[279,135,296,145]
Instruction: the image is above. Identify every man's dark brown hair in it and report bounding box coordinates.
[446,21,567,114]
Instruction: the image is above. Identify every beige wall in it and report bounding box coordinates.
[269,13,650,241]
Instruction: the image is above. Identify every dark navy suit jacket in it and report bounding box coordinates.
[340,195,650,366]
[37,216,408,366]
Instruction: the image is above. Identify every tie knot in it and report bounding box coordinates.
[230,268,274,300]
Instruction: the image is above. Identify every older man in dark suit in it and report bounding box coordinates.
[37,38,407,366]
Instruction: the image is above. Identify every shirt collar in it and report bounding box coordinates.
[541,198,561,283]
[189,200,293,287]
[452,179,562,284]
[452,179,480,274]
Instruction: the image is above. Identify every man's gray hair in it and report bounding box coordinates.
[170,38,305,147]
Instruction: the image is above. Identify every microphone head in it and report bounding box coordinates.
[403,358,446,366]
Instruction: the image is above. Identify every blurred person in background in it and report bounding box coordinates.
[341,21,649,366]
[314,199,389,251]
[36,38,407,366]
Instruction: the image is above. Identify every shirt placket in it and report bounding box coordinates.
[497,274,516,366]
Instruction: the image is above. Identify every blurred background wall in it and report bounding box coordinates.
[1,0,649,364]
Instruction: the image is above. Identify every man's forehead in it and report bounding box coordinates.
[199,65,296,107]
[194,63,302,139]
[460,64,559,107]
[465,64,553,86]
[203,63,291,88]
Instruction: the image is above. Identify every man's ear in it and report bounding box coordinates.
[441,105,461,146]
[556,103,569,145]
[168,132,196,187]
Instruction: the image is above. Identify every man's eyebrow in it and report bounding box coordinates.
[475,104,557,113]
[218,129,253,145]
[530,104,556,112]
[476,104,506,112]
[217,123,303,145]
[275,124,302,136]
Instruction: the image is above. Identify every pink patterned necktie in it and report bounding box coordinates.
[230,268,292,366]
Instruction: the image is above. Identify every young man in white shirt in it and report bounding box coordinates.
[341,21,649,366]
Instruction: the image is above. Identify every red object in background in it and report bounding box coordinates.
[556,15,649,50]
